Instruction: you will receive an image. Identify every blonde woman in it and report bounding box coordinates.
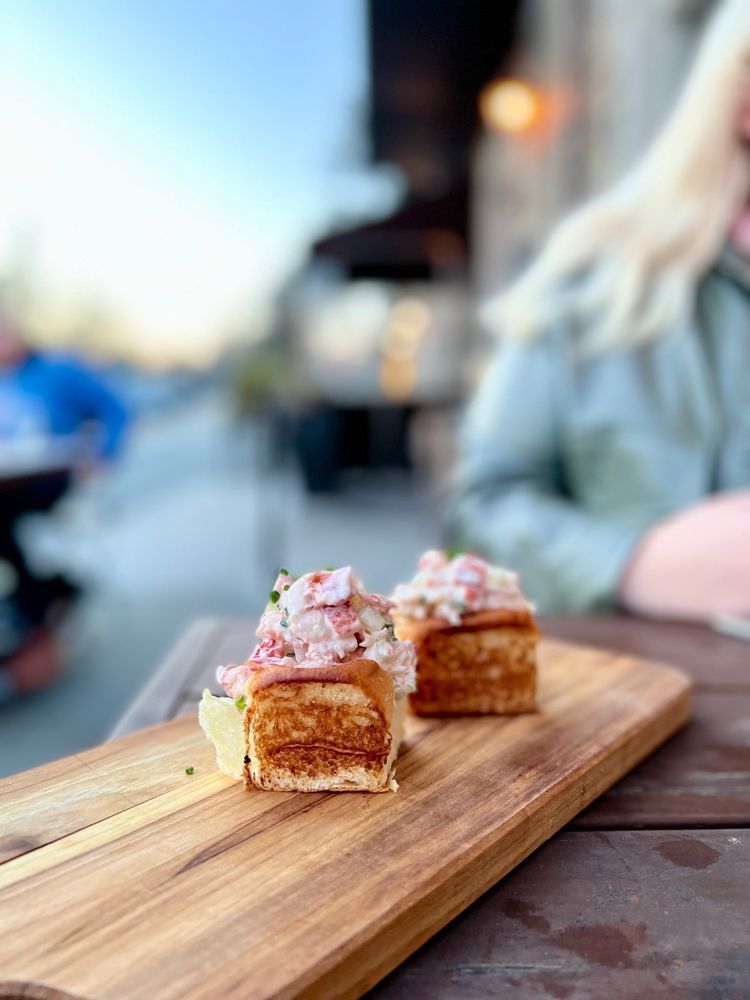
[449,0,750,619]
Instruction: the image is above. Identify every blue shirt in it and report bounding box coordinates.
[0,354,129,461]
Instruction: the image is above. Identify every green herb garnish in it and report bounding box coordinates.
[185,766,194,775]
[279,567,289,576]
[234,695,247,711]
[283,584,290,591]
[325,565,336,571]
[445,548,462,560]
[269,589,280,605]
[280,619,289,628]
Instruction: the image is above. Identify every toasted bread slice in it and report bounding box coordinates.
[243,658,405,792]
[395,609,538,716]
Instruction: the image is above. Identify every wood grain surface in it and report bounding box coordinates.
[544,616,750,692]
[0,641,689,1000]
[369,828,750,999]
[573,693,750,829]
[0,717,203,864]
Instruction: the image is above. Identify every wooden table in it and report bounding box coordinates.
[109,615,750,998]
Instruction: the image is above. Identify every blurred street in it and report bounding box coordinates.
[0,394,439,777]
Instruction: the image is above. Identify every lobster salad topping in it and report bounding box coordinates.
[391,549,532,627]
[217,567,416,697]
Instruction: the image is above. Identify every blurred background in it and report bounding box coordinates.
[0,0,714,774]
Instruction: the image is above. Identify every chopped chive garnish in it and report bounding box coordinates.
[279,567,289,576]
[280,619,289,627]
[325,565,336,571]
[283,584,290,591]
[269,589,280,604]
[185,766,194,775]
[234,695,247,711]
[445,548,462,559]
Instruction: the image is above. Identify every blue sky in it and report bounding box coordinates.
[0,0,394,362]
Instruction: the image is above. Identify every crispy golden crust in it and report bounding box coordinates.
[243,658,399,792]
[393,606,537,645]
[394,613,538,716]
[245,658,394,726]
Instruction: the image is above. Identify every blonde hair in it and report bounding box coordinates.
[484,0,750,352]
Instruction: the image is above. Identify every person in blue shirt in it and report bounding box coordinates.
[0,322,128,461]
[0,306,129,698]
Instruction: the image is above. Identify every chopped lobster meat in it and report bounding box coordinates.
[323,604,361,636]
[215,565,416,696]
[392,549,531,626]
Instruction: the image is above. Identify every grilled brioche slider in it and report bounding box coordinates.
[200,567,416,792]
[391,550,538,716]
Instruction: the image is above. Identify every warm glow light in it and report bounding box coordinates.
[379,358,417,401]
[390,297,431,329]
[378,296,430,400]
[382,297,430,360]
[480,79,540,135]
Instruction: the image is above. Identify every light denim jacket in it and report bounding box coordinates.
[448,250,750,613]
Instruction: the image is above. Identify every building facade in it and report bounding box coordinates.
[474,0,717,304]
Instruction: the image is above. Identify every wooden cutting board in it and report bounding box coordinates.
[0,640,690,1000]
